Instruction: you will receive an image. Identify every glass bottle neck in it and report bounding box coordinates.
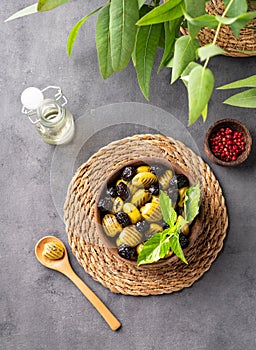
[37,99,64,127]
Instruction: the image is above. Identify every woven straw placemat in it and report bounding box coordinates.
[64,134,228,296]
[181,0,256,57]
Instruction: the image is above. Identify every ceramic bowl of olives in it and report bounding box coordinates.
[96,157,202,267]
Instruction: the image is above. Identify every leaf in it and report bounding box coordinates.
[136,0,184,26]
[169,233,188,264]
[184,182,200,223]
[67,7,101,57]
[159,191,177,227]
[223,0,247,18]
[215,15,238,25]
[201,103,208,122]
[137,231,171,265]
[158,24,166,49]
[181,61,200,76]
[171,35,200,84]
[135,23,162,99]
[138,0,146,9]
[37,0,70,11]
[223,88,256,108]
[175,215,187,232]
[110,0,139,71]
[132,4,152,68]
[184,13,219,28]
[5,3,38,22]
[197,44,225,61]
[230,11,256,37]
[185,0,206,38]
[96,5,113,79]
[217,75,256,89]
[159,17,182,70]
[180,61,200,87]
[188,65,214,125]
[185,0,206,17]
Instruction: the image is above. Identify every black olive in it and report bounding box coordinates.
[118,244,137,260]
[115,212,130,228]
[97,197,113,213]
[176,174,189,189]
[135,220,150,234]
[179,233,189,248]
[148,183,159,195]
[107,186,117,198]
[162,222,170,230]
[169,174,189,189]
[116,182,130,201]
[121,166,136,181]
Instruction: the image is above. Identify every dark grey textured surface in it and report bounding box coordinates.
[1,2,256,350]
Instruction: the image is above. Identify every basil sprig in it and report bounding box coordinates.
[137,182,200,266]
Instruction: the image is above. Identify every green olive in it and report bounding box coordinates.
[123,203,142,224]
[102,214,122,237]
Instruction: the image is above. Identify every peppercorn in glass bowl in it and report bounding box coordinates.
[204,119,252,166]
[95,157,202,268]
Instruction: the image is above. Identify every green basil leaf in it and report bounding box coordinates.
[136,0,184,26]
[175,215,187,232]
[217,75,256,89]
[135,23,161,99]
[171,35,200,84]
[137,231,171,265]
[159,191,177,227]
[188,65,214,125]
[169,233,188,264]
[96,5,113,79]
[159,17,182,70]
[223,0,247,17]
[110,0,139,71]
[67,7,101,57]
[197,44,225,61]
[38,0,70,11]
[5,3,38,22]
[223,88,256,108]
[184,182,200,223]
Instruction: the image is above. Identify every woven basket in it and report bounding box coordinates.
[182,0,256,57]
[64,134,228,296]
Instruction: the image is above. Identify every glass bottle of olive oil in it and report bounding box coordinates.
[21,86,75,145]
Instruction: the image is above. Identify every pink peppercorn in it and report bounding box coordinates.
[209,127,246,162]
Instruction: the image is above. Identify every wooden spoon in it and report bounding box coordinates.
[35,236,121,331]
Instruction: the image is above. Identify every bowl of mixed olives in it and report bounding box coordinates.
[96,157,201,267]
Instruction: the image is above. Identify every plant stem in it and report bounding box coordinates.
[203,0,235,69]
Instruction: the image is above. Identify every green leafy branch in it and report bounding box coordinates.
[6,0,256,124]
[217,74,256,108]
[137,182,200,266]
